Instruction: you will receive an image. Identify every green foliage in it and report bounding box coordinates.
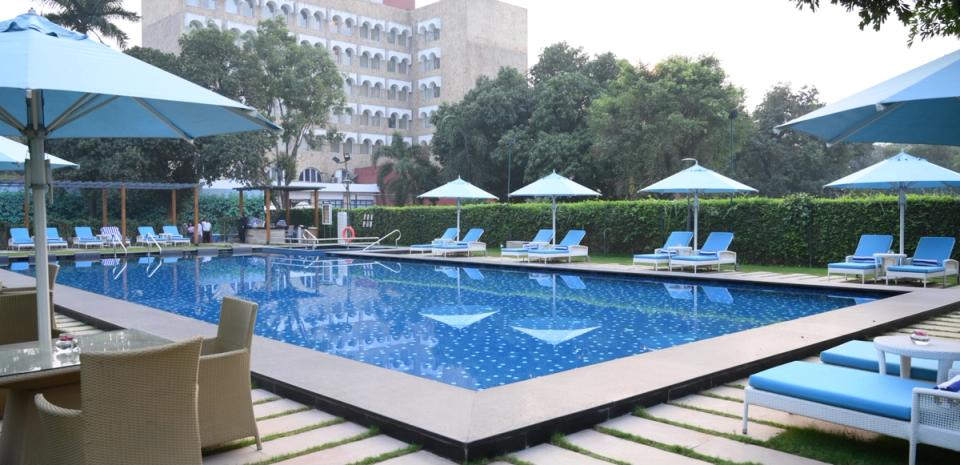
[794,0,960,45]
[349,193,960,266]
[42,0,140,47]
[373,134,440,205]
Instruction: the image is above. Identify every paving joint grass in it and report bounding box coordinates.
[550,432,631,465]
[596,426,761,465]
[242,426,379,465]
[344,444,421,465]
[252,396,281,405]
[699,391,743,403]
[202,418,345,455]
[664,402,785,429]
[255,406,311,421]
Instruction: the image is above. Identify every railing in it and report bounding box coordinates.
[145,234,163,255]
[361,229,402,252]
[293,234,381,249]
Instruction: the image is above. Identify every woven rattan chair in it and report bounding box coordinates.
[34,337,204,465]
[198,297,262,450]
[0,263,59,294]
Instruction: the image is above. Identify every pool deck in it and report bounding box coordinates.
[4,251,959,462]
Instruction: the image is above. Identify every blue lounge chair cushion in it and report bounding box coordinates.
[887,265,945,273]
[671,255,718,262]
[820,340,958,382]
[749,361,932,420]
[529,249,570,255]
[634,253,671,260]
[502,247,535,253]
[828,262,878,270]
[434,243,470,250]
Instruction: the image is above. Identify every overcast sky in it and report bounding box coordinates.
[3,0,958,108]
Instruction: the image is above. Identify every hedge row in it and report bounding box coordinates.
[346,194,960,267]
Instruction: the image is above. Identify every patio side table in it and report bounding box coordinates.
[874,252,906,281]
[874,335,960,383]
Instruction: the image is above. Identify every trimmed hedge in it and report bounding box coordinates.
[346,193,960,267]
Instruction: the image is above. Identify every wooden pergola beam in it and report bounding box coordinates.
[120,185,127,240]
[101,188,107,227]
[312,190,319,229]
[265,189,271,244]
[170,189,177,224]
[193,186,199,244]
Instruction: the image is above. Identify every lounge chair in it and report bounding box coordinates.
[820,340,959,382]
[44,227,69,249]
[432,228,486,257]
[702,285,733,304]
[826,234,894,284]
[100,226,126,246]
[668,232,735,273]
[501,229,554,260]
[463,268,484,280]
[410,227,457,253]
[73,226,104,248]
[633,231,694,270]
[743,361,959,465]
[527,230,588,263]
[136,226,166,246]
[7,227,33,250]
[885,236,958,287]
[162,225,191,246]
[560,275,586,289]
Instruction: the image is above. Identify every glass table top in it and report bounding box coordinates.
[0,329,171,381]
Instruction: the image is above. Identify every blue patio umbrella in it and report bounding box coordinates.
[509,171,601,245]
[776,49,960,146]
[0,12,277,342]
[420,266,497,330]
[825,152,960,254]
[0,137,75,170]
[418,177,498,241]
[641,159,756,252]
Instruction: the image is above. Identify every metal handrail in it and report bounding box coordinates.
[145,234,163,255]
[361,229,402,252]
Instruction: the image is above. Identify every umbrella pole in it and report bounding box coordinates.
[899,186,906,255]
[552,196,557,245]
[456,198,461,241]
[27,91,51,344]
[693,191,699,253]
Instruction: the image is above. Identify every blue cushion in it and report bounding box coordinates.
[749,361,932,420]
[672,255,718,262]
[888,265,945,273]
[634,253,670,260]
[434,244,469,250]
[820,340,958,382]
[529,249,568,255]
[828,262,878,270]
[502,247,532,253]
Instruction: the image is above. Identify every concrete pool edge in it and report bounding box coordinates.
[6,260,959,462]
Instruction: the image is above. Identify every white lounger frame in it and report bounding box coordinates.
[527,245,589,263]
[827,255,881,284]
[501,240,549,260]
[885,259,959,288]
[743,385,960,465]
[432,241,487,257]
[668,251,737,273]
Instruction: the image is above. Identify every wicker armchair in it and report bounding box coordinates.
[0,263,59,294]
[199,296,262,450]
[34,337,204,465]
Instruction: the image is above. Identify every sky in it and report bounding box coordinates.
[3,0,958,108]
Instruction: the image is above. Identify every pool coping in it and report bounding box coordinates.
[7,254,960,462]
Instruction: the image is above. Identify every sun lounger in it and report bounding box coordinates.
[432,228,486,257]
[702,285,733,304]
[136,226,166,246]
[73,226,104,248]
[743,361,959,465]
[633,231,694,270]
[44,228,69,249]
[8,228,33,250]
[886,236,958,287]
[162,225,191,246]
[501,229,554,260]
[826,234,894,284]
[410,227,458,253]
[820,340,959,382]
[560,275,585,289]
[99,226,126,246]
[527,230,588,263]
[668,232,735,273]
[463,268,484,280]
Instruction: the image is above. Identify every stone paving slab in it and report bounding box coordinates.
[203,422,368,465]
[251,388,278,403]
[253,398,306,419]
[565,429,709,464]
[273,435,406,465]
[512,443,609,465]
[257,409,338,438]
[645,404,783,441]
[602,416,829,465]
[703,385,746,401]
[377,450,457,465]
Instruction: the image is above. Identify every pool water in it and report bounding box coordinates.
[21,254,889,390]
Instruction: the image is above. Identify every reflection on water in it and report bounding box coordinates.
[17,254,886,390]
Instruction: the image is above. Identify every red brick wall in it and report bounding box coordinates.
[383,0,416,10]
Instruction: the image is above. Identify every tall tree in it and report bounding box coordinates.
[529,42,590,86]
[41,0,140,47]
[238,19,345,186]
[733,84,871,196]
[373,134,439,205]
[793,0,960,44]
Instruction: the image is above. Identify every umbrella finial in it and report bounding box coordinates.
[27,8,36,14]
[682,158,698,166]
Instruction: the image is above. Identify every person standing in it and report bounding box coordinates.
[201,219,212,243]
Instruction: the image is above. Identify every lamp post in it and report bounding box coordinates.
[333,153,352,210]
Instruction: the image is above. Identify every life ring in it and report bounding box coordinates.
[341,226,356,243]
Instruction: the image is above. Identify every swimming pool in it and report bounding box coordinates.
[22,254,889,390]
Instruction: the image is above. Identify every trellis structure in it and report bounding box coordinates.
[234,185,325,243]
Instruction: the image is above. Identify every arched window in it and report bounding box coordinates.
[433,55,441,70]
[298,10,310,28]
[344,138,354,154]
[421,56,429,73]
[388,28,397,44]
[399,86,409,102]
[344,78,354,96]
[332,16,342,34]
[264,2,277,17]
[344,18,354,36]
[371,54,381,70]
[372,112,382,128]
[387,57,397,72]
[388,113,398,129]
[188,20,204,31]
[240,0,254,17]
[371,83,382,98]
[399,115,409,130]
[371,26,381,41]
[388,85,397,100]
[225,0,239,13]
[420,84,429,101]
[360,23,370,39]
[360,140,371,155]
[433,83,441,98]
[299,168,321,183]
[314,12,324,31]
[398,31,408,47]
[344,48,353,66]
[359,52,370,68]
[360,110,371,126]
[398,59,408,74]
[431,25,440,41]
[341,108,353,125]
[359,82,369,97]
[332,46,342,64]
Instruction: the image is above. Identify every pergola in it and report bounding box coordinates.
[234,185,325,243]
[0,180,201,243]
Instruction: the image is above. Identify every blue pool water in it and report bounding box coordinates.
[20,254,890,390]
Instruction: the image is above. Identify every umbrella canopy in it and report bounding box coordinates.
[420,265,497,329]
[641,161,756,251]
[0,137,75,170]
[509,171,601,245]
[418,177,497,240]
[776,49,960,146]
[0,12,277,345]
[825,152,960,254]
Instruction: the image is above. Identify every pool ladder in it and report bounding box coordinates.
[361,229,402,252]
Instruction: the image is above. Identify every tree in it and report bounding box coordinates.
[373,134,439,205]
[41,0,140,47]
[529,42,590,86]
[237,19,345,187]
[732,84,872,196]
[793,0,960,44]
